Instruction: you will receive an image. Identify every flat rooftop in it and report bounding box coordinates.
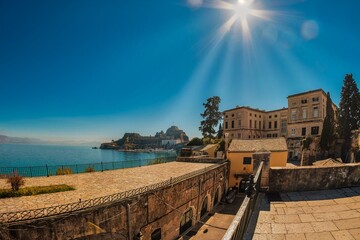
[250,187,360,240]
[0,162,215,213]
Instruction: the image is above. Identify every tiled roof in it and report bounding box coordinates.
[228,138,288,152]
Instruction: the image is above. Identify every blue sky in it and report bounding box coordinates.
[0,0,359,142]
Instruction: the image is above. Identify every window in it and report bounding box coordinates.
[281,120,287,134]
[259,115,262,118]
[274,121,278,129]
[313,107,319,118]
[275,115,278,118]
[180,209,193,234]
[250,113,252,116]
[291,109,296,121]
[151,229,162,240]
[255,114,257,117]
[243,157,251,164]
[225,122,228,129]
[259,121,261,130]
[255,120,257,129]
[231,114,234,117]
[253,135,256,139]
[225,115,228,118]
[302,127,306,136]
[301,99,307,104]
[248,135,251,139]
[311,126,319,135]
[238,120,241,127]
[268,122,272,129]
[291,129,296,135]
[302,109,307,119]
[312,97,319,102]
[250,120,252,128]
[272,133,278,137]
[267,134,272,138]
[269,115,272,119]
[231,120,234,128]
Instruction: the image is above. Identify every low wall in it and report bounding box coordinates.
[176,157,225,164]
[269,163,360,192]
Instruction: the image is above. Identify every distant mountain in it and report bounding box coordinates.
[0,135,44,144]
[0,135,101,146]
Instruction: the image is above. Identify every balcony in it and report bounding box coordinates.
[288,116,323,124]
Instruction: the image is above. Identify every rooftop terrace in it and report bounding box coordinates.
[249,187,360,239]
[0,162,215,213]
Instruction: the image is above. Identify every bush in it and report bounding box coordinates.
[148,158,167,165]
[56,167,73,175]
[6,172,25,191]
[85,166,95,173]
[0,184,75,198]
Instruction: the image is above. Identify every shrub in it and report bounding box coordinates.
[0,184,75,198]
[148,158,167,165]
[56,167,73,175]
[6,172,25,191]
[85,165,95,173]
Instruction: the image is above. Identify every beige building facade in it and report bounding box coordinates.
[223,89,337,159]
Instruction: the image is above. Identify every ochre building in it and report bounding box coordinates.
[223,89,337,159]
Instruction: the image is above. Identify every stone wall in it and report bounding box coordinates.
[269,163,360,192]
[176,157,225,164]
[0,163,229,240]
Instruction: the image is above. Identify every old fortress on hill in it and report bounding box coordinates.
[223,89,338,159]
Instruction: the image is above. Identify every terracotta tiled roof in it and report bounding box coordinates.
[228,138,288,152]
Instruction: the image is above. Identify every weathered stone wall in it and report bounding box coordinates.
[269,163,360,192]
[176,157,225,163]
[0,163,229,240]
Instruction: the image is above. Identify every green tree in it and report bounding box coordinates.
[217,123,223,139]
[187,137,203,146]
[338,74,360,162]
[319,92,336,151]
[199,96,222,138]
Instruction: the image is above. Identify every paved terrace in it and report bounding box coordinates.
[251,187,360,240]
[0,162,215,213]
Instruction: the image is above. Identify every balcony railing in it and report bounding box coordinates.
[288,116,323,123]
[222,161,264,240]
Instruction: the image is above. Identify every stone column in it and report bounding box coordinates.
[252,151,271,190]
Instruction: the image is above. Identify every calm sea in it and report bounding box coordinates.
[0,144,176,168]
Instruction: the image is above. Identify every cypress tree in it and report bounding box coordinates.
[338,74,360,162]
[217,123,224,139]
[320,92,335,151]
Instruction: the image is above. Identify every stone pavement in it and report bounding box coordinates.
[0,162,215,213]
[185,194,246,240]
[250,187,360,240]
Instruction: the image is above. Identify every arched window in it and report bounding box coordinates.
[151,228,161,240]
[214,189,219,206]
[201,197,208,218]
[180,208,193,235]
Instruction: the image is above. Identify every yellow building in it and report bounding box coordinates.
[200,144,218,157]
[227,138,288,189]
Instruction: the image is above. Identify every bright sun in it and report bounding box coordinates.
[193,0,276,44]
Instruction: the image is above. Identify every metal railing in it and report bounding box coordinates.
[222,161,264,240]
[0,162,228,224]
[0,156,177,178]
